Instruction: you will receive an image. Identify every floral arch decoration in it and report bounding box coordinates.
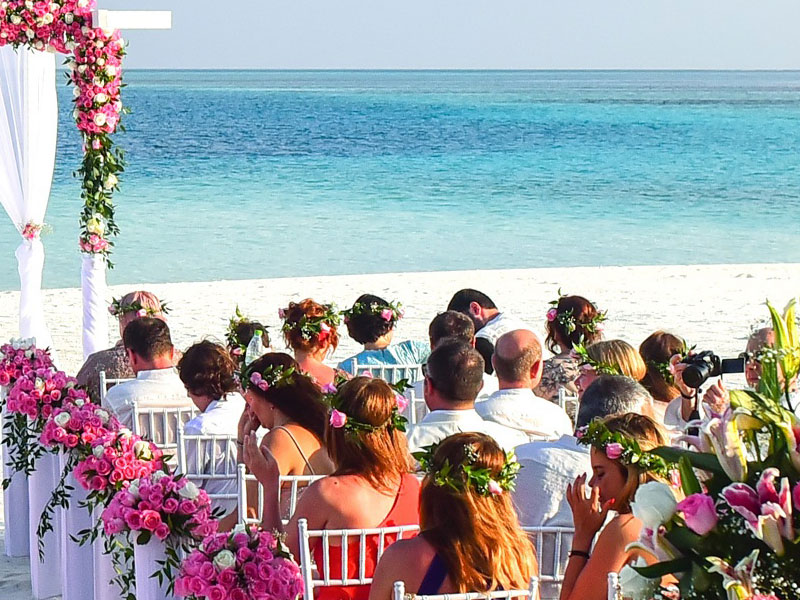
[1,0,124,259]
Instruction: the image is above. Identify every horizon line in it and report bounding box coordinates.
[113,68,800,73]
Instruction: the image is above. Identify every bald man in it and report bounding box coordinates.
[476,329,573,440]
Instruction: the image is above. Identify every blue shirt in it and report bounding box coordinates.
[337,340,430,374]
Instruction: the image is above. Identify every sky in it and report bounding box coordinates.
[93,1,800,69]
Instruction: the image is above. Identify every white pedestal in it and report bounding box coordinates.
[93,507,124,600]
[28,451,62,599]
[60,452,94,600]
[2,391,30,557]
[134,538,172,600]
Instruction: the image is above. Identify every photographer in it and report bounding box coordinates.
[664,355,729,431]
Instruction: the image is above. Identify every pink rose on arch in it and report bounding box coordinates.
[676,493,718,536]
[329,409,347,429]
[605,443,623,460]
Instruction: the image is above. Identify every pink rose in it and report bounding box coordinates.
[676,493,718,536]
[136,308,147,317]
[218,568,237,588]
[321,383,337,394]
[124,510,142,530]
[154,523,170,540]
[163,497,179,513]
[487,480,503,496]
[207,584,227,600]
[230,589,247,600]
[380,308,393,321]
[395,393,409,413]
[605,442,623,460]
[278,308,286,319]
[329,409,347,429]
[546,308,558,322]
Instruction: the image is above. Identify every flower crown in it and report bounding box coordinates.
[280,304,340,344]
[571,343,620,375]
[238,363,297,393]
[341,300,404,325]
[323,375,409,438]
[576,419,673,479]
[413,442,521,497]
[108,297,168,318]
[547,290,607,336]
[226,306,266,357]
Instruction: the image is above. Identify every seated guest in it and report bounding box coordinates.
[225,309,270,367]
[245,376,420,600]
[103,317,190,430]
[76,290,166,401]
[574,339,647,397]
[535,294,605,402]
[177,340,246,515]
[477,329,572,440]
[369,433,537,600]
[639,331,686,425]
[512,376,652,600]
[412,310,498,403]
[407,339,528,452]
[447,288,533,375]
[280,299,341,387]
[560,413,669,600]
[338,294,428,375]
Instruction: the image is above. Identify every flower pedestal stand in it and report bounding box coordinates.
[1,390,29,557]
[93,508,124,600]
[134,538,172,600]
[59,452,94,600]
[27,451,62,599]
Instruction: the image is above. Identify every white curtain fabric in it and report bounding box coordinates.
[0,46,56,350]
[82,253,109,359]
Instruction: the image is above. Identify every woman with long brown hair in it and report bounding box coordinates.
[369,432,538,599]
[639,331,686,425]
[244,375,420,600]
[560,413,671,600]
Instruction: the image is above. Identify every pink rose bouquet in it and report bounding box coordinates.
[41,399,120,454]
[175,525,304,600]
[0,340,53,390]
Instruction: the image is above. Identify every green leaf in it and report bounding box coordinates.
[651,446,724,475]
[679,455,702,496]
[632,557,692,578]
[137,531,151,545]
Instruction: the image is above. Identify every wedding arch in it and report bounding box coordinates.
[0,1,169,358]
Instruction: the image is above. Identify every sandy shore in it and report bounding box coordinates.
[1,263,799,598]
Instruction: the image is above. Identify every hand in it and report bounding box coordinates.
[566,473,613,550]
[669,354,695,398]
[242,432,281,489]
[238,405,260,440]
[703,380,730,415]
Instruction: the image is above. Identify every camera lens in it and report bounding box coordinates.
[683,362,711,388]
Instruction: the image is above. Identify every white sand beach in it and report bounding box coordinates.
[1,262,799,598]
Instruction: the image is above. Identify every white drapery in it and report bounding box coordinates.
[0,46,56,350]
[82,253,109,358]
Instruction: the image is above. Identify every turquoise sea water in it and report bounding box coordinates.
[2,70,800,291]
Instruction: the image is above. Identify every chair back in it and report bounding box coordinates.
[556,387,579,412]
[236,465,326,526]
[176,424,238,505]
[350,362,424,385]
[98,370,134,405]
[401,387,429,426]
[522,526,573,599]
[607,573,621,600]
[298,518,420,600]
[131,404,198,452]
[391,578,539,600]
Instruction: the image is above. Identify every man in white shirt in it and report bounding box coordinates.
[447,288,534,375]
[406,339,528,453]
[104,317,192,432]
[477,329,572,441]
[511,376,652,600]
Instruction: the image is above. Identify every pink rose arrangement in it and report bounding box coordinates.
[0,0,127,259]
[74,429,163,496]
[4,367,78,422]
[101,472,219,542]
[175,525,304,600]
[41,399,120,453]
[20,221,43,240]
[0,340,53,390]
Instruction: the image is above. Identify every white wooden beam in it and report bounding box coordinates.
[92,9,172,32]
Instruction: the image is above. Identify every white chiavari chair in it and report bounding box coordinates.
[176,423,238,511]
[392,578,540,600]
[236,465,326,526]
[607,572,621,600]
[98,369,134,405]
[522,526,574,600]
[298,517,420,600]
[131,404,198,460]
[349,361,424,385]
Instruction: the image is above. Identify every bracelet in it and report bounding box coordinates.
[236,440,244,447]
[568,549,590,559]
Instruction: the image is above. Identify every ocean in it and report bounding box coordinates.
[2,70,800,291]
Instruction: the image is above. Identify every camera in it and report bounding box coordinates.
[680,351,746,389]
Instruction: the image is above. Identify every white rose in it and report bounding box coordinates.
[104,174,118,189]
[95,408,109,423]
[25,29,34,39]
[25,0,33,7]
[128,480,140,499]
[92,445,104,458]
[151,471,168,482]
[94,93,108,104]
[631,482,677,531]
[64,12,74,24]
[619,560,659,599]
[10,15,21,24]
[49,2,58,10]
[119,428,132,439]
[105,65,117,77]
[133,440,152,459]
[231,523,247,535]
[54,412,71,427]
[74,399,85,407]
[34,40,44,50]
[72,109,80,120]
[77,64,87,74]
[177,481,199,500]
[86,217,105,235]
[212,550,236,571]
[73,86,81,98]
[93,113,107,127]
[65,40,76,51]
[96,57,105,67]
[42,13,53,24]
